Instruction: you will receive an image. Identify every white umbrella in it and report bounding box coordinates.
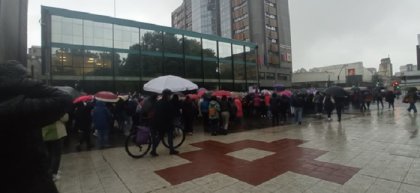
[143,75,198,94]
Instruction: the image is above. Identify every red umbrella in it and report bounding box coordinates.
[212,90,231,97]
[197,90,206,97]
[73,95,93,104]
[94,91,118,102]
[187,94,200,100]
[278,90,293,97]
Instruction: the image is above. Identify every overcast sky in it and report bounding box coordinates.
[28,0,420,73]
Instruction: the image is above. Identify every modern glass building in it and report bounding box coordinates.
[41,6,258,93]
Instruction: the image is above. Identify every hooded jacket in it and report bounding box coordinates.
[0,61,72,193]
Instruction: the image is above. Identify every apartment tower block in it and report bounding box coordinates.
[172,0,292,87]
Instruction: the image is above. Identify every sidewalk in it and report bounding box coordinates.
[56,106,420,193]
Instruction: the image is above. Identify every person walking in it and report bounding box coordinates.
[292,93,305,125]
[313,92,323,117]
[323,94,336,121]
[0,61,72,193]
[208,96,221,135]
[92,101,113,149]
[42,113,69,181]
[385,91,396,110]
[150,89,178,156]
[375,91,384,110]
[406,91,418,113]
[335,97,345,122]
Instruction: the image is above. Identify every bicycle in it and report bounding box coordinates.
[125,125,152,158]
[125,120,185,158]
[162,121,186,149]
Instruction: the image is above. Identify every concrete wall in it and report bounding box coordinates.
[293,62,374,85]
[0,0,28,65]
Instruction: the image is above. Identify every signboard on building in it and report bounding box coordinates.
[348,69,356,76]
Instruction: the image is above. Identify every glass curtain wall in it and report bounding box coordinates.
[218,41,233,90]
[233,45,246,91]
[163,32,184,76]
[141,29,163,79]
[114,25,140,79]
[47,9,257,92]
[202,38,218,81]
[184,36,202,80]
[245,46,258,84]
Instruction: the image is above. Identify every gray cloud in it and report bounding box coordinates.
[289,0,420,73]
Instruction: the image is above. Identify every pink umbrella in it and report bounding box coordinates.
[278,90,293,97]
[94,91,118,102]
[187,94,200,100]
[212,90,231,97]
[197,90,207,97]
[73,95,93,104]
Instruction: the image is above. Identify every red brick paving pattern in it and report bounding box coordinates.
[155,139,360,186]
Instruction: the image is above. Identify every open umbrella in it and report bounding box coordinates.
[55,86,80,99]
[278,90,292,97]
[118,95,129,101]
[197,89,207,97]
[186,94,200,100]
[406,87,418,92]
[325,86,347,98]
[143,75,198,94]
[274,84,285,91]
[73,95,94,104]
[212,90,231,97]
[95,91,118,102]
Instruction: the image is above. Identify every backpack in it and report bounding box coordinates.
[208,103,218,118]
[136,126,150,144]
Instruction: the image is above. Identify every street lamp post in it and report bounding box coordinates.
[337,64,348,85]
[324,71,331,87]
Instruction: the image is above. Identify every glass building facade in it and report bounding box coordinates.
[41,6,257,93]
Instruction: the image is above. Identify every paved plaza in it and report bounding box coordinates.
[57,106,420,193]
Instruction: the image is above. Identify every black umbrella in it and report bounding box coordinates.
[406,87,417,92]
[325,86,347,98]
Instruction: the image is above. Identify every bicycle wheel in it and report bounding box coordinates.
[162,125,185,149]
[125,131,151,158]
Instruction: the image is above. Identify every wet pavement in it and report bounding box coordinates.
[56,103,420,193]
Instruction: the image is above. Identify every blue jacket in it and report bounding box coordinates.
[92,101,112,130]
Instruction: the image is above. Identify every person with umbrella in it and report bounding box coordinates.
[323,94,336,121]
[0,61,72,193]
[406,87,418,113]
[374,88,384,110]
[325,86,347,122]
[150,89,179,156]
[385,91,396,110]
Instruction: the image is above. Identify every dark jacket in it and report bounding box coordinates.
[292,94,305,108]
[0,61,72,193]
[152,98,176,131]
[74,102,93,130]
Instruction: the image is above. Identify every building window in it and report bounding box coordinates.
[266,72,275,80]
[84,50,113,77]
[114,25,139,50]
[259,72,266,80]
